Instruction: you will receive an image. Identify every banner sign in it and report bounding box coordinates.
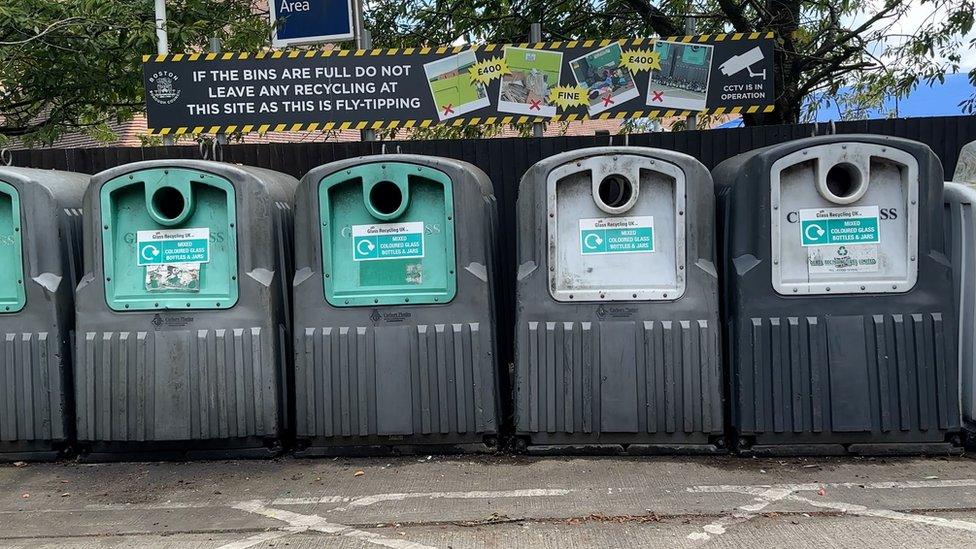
[142,33,776,136]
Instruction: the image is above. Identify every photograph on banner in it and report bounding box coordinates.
[569,42,639,116]
[646,41,714,112]
[423,49,491,121]
[497,47,562,117]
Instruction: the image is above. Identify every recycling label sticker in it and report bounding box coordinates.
[352,221,425,261]
[798,206,882,274]
[799,206,880,247]
[137,228,210,266]
[579,216,654,255]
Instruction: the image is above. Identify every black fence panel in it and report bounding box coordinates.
[10,115,976,365]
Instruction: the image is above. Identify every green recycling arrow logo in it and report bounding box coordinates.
[583,232,604,249]
[801,221,829,246]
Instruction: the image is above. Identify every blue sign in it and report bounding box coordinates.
[270,0,355,47]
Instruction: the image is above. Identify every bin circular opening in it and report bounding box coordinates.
[825,163,863,200]
[369,181,403,216]
[151,186,187,221]
[597,174,633,210]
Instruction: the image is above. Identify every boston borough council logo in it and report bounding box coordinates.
[148,71,181,105]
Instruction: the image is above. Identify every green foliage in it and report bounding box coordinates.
[0,0,270,145]
[365,0,976,125]
[378,120,537,140]
[843,1,976,116]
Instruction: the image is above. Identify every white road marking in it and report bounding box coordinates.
[70,488,571,513]
[1,501,233,514]
[685,478,976,541]
[214,528,302,549]
[788,493,976,533]
[686,487,794,541]
[230,500,439,549]
[337,488,573,510]
[688,478,976,494]
[82,498,352,512]
[84,501,219,511]
[271,495,352,505]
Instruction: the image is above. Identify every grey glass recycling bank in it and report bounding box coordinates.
[514,147,724,454]
[292,154,501,454]
[0,167,87,461]
[944,182,976,434]
[73,160,296,459]
[715,135,962,455]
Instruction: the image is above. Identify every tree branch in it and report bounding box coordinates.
[620,0,682,36]
[715,0,753,32]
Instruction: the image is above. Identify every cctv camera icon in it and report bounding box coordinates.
[719,47,766,79]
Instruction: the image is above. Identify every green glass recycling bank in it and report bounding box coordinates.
[292,155,501,454]
[73,160,297,459]
[0,167,88,461]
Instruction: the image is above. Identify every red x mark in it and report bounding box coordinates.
[529,99,542,111]
[442,104,455,115]
[601,94,615,107]
[651,90,664,102]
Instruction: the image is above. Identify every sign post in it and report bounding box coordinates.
[270,0,355,47]
[154,0,174,146]
[529,22,545,138]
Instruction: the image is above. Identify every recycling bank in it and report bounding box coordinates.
[715,135,961,455]
[291,155,501,454]
[73,160,297,458]
[0,167,87,460]
[514,147,724,454]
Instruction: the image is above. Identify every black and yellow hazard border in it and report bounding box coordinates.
[143,33,776,137]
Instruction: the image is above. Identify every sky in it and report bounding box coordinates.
[858,0,976,72]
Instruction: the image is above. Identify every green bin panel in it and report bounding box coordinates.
[0,181,25,313]
[100,168,238,311]
[319,162,456,307]
[681,45,709,66]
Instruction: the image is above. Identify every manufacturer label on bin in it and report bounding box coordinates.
[579,216,654,255]
[799,206,880,247]
[137,228,210,266]
[352,221,425,261]
[807,244,879,274]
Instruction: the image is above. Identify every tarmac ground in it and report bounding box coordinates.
[3,454,976,548]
